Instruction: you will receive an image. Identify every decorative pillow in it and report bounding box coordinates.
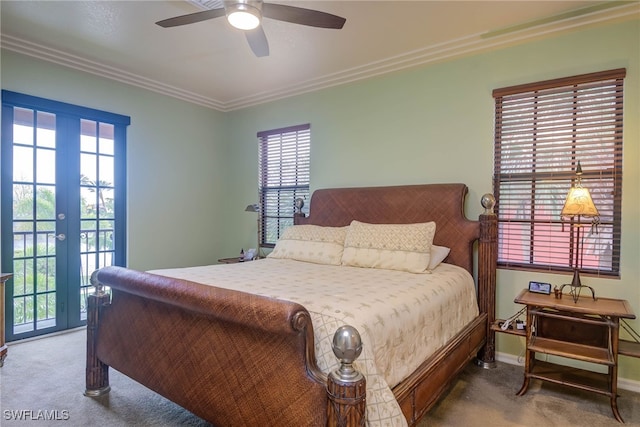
[341,220,436,273]
[428,245,451,270]
[267,225,348,265]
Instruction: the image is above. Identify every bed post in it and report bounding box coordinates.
[293,200,306,224]
[327,325,366,427]
[84,270,111,397]
[476,194,498,369]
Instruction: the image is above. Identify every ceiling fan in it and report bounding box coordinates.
[156,0,346,57]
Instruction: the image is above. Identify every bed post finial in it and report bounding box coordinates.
[481,193,496,215]
[327,325,366,427]
[293,198,306,224]
[476,193,498,369]
[90,270,107,296]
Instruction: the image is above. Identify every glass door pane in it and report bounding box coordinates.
[79,120,116,320]
[10,108,59,334]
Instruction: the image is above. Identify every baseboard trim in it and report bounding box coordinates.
[7,326,85,346]
[496,351,640,394]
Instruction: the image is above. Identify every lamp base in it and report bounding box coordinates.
[559,270,596,303]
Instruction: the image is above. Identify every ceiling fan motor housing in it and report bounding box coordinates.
[224,0,263,30]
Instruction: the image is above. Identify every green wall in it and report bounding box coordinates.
[1,18,638,382]
[224,19,640,382]
[1,51,230,270]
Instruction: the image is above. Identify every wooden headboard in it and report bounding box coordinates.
[295,183,480,274]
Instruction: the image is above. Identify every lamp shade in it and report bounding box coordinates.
[245,203,259,213]
[561,186,599,218]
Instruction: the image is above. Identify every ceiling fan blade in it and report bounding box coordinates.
[245,26,270,57]
[262,3,346,29]
[156,8,226,28]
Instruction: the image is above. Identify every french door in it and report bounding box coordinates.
[1,91,129,341]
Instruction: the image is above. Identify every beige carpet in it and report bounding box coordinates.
[1,329,639,426]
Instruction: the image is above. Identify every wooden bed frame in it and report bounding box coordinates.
[85,183,497,426]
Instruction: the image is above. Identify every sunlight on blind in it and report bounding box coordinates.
[493,69,624,277]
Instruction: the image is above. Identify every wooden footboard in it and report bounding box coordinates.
[85,266,341,426]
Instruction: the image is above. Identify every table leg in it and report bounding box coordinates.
[611,396,624,423]
[517,376,530,396]
[517,308,534,396]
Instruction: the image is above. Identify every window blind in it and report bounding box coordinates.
[493,69,624,277]
[258,124,310,246]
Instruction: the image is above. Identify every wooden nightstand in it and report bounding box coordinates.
[218,257,244,264]
[218,252,261,264]
[0,273,13,367]
[513,289,636,423]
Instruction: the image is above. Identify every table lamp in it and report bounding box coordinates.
[245,203,261,259]
[559,161,599,302]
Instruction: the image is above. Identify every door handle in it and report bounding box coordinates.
[55,233,66,241]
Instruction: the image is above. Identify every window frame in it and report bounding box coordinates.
[257,123,310,247]
[492,69,625,278]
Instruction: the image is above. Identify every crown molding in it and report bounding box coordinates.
[0,35,226,111]
[223,2,639,111]
[2,2,638,112]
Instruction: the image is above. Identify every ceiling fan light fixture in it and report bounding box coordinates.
[227,3,261,30]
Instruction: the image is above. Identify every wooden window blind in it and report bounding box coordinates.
[258,124,310,246]
[493,69,624,277]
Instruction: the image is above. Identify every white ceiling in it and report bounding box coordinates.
[1,1,638,111]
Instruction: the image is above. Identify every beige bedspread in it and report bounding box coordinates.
[150,258,479,427]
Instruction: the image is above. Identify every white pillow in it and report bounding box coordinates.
[428,245,450,270]
[341,220,436,273]
[267,225,348,265]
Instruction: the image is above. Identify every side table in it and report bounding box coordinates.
[218,257,244,264]
[513,289,636,423]
[218,256,261,264]
[0,273,13,367]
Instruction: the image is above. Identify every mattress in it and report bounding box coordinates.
[150,258,479,427]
